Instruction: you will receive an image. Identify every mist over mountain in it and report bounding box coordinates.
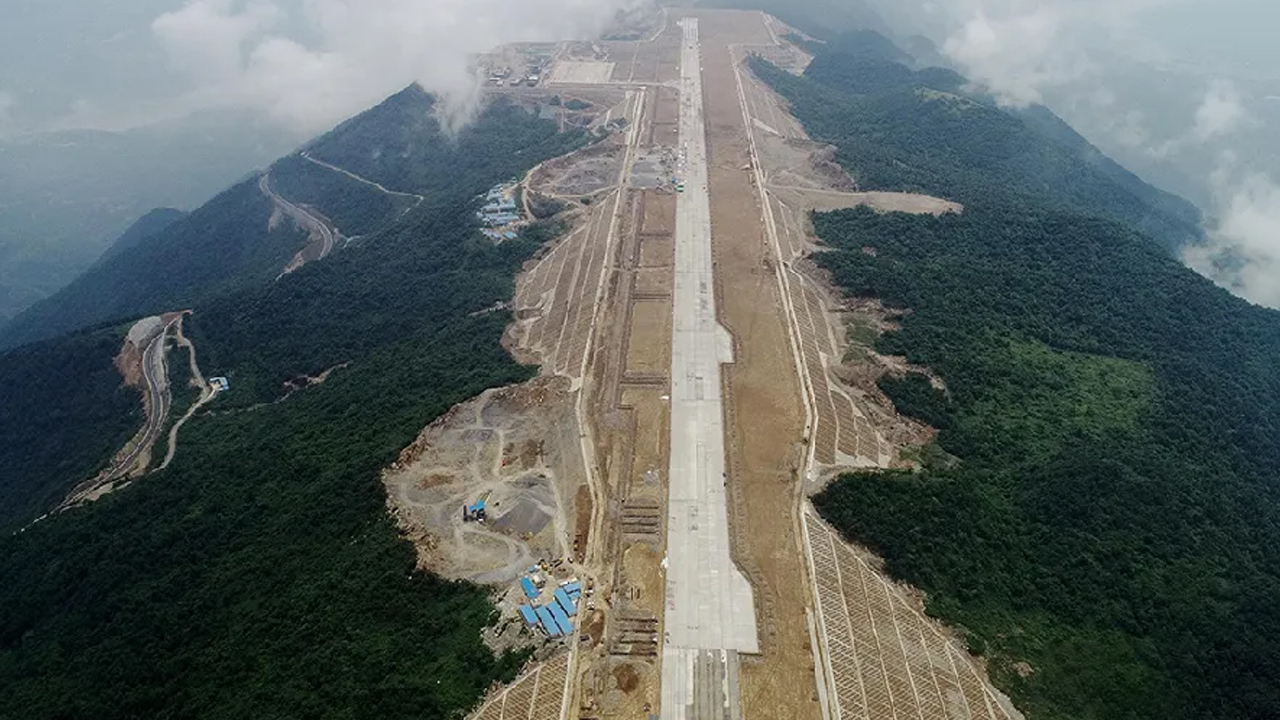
[0,114,300,326]
[0,0,651,138]
[752,0,1280,307]
[0,0,652,324]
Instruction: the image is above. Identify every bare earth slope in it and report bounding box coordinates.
[437,10,1018,720]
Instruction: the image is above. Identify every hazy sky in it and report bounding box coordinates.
[1,0,1276,134]
[2,0,1279,306]
[0,0,644,136]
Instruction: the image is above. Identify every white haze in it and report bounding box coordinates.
[150,0,648,134]
[862,0,1280,308]
[0,92,14,137]
[0,0,647,138]
[2,0,1278,305]
[1185,169,1280,308]
[0,0,645,321]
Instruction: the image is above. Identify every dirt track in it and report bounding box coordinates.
[383,378,585,584]
[691,10,823,719]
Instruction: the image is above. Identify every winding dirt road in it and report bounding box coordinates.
[157,318,214,471]
[110,317,176,479]
[301,152,425,214]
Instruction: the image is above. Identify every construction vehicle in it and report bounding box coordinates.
[462,491,491,522]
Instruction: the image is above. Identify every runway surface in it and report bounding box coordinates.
[660,17,759,720]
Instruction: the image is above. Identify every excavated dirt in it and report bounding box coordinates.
[422,11,1013,720]
[384,376,586,583]
[529,141,626,197]
[693,11,823,719]
[114,343,144,388]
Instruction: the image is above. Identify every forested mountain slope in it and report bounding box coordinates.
[0,119,298,327]
[94,207,188,264]
[758,35,1280,720]
[0,178,306,349]
[0,325,141,531]
[0,88,587,719]
[0,86,531,351]
[752,33,1203,250]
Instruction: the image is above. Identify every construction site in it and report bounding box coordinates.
[383,8,1019,720]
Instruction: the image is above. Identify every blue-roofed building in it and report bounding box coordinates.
[564,581,581,594]
[536,605,561,637]
[554,588,577,616]
[520,577,539,600]
[518,605,539,626]
[548,602,574,636]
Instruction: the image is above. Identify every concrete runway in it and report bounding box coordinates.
[660,17,759,720]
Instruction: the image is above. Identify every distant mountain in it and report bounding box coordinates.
[0,114,300,324]
[0,178,306,349]
[0,86,588,351]
[95,207,187,264]
[754,31,1204,250]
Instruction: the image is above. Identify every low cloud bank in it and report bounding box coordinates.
[0,92,15,138]
[866,0,1280,307]
[930,0,1167,108]
[1185,169,1280,307]
[151,0,648,135]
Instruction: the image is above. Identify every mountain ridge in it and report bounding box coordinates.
[0,82,589,719]
[756,30,1280,720]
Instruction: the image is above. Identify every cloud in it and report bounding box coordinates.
[942,4,1081,106]
[865,0,1280,309]
[150,0,647,134]
[932,0,1175,107]
[153,0,283,82]
[1192,79,1248,141]
[1146,79,1253,159]
[1184,167,1280,308]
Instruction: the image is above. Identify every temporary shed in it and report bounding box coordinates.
[548,602,574,636]
[518,605,539,626]
[520,577,539,600]
[554,588,577,616]
[536,605,562,637]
